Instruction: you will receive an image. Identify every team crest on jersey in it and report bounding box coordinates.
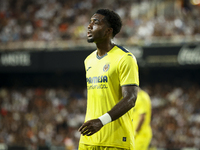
[103,64,110,72]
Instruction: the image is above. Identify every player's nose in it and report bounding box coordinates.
[88,23,93,30]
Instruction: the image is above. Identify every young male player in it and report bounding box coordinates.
[78,9,139,150]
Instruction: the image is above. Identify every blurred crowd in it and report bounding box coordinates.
[0,82,200,149]
[0,0,200,45]
[0,86,87,150]
[144,82,200,149]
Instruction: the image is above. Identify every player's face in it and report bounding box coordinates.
[87,13,110,43]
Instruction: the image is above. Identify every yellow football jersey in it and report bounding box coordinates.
[79,45,139,149]
[132,89,152,149]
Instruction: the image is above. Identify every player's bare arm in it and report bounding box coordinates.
[78,85,138,136]
[107,85,138,121]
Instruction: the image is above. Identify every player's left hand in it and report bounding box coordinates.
[78,119,103,136]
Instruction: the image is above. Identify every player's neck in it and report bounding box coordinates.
[96,42,115,57]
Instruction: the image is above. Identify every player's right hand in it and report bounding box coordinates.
[78,119,103,136]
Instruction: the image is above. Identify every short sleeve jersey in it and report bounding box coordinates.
[79,45,139,149]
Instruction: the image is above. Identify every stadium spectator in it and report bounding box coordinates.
[0,0,199,45]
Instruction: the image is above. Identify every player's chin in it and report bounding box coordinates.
[87,38,94,43]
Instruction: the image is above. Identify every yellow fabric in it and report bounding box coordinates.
[132,90,152,150]
[79,45,139,149]
[134,135,152,150]
[79,143,128,150]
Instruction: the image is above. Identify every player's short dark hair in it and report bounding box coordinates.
[96,9,122,38]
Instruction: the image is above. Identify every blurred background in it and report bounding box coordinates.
[0,0,200,150]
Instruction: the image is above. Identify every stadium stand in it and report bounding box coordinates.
[0,71,200,150]
[0,0,199,49]
[0,0,200,150]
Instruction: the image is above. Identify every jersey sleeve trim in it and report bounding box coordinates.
[121,84,139,87]
[116,45,129,53]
